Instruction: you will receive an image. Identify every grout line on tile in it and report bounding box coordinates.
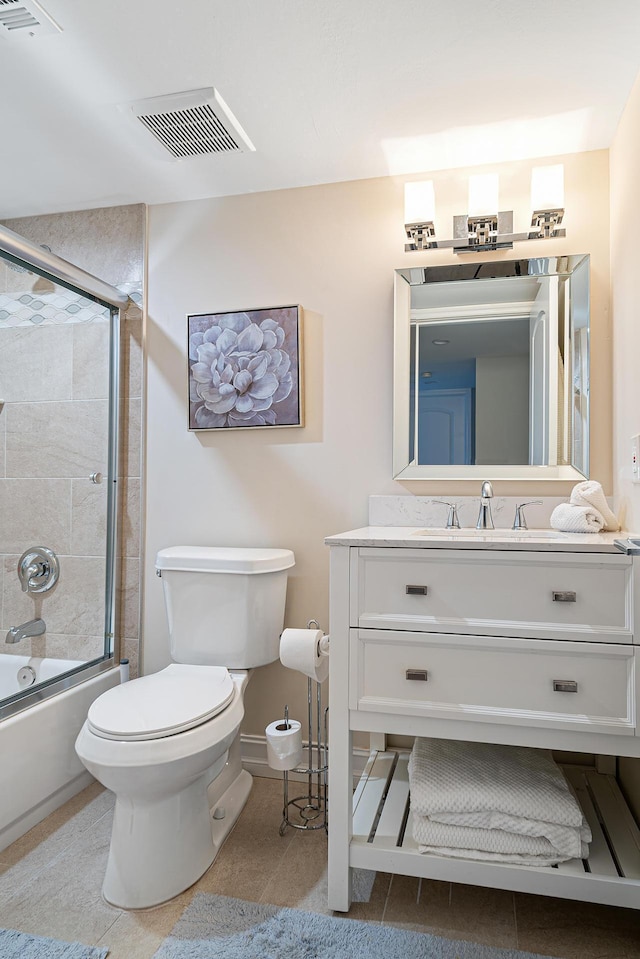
[380,873,393,924]
[93,909,123,945]
[512,891,518,948]
[255,830,309,906]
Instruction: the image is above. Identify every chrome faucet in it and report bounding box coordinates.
[5,618,46,644]
[512,500,542,531]
[476,481,494,529]
[433,500,460,529]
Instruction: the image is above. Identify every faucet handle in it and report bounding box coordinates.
[512,500,542,530]
[433,501,461,529]
[17,547,59,594]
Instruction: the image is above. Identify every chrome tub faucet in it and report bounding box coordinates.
[476,481,494,529]
[5,618,46,644]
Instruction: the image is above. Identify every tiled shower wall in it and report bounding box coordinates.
[0,205,144,677]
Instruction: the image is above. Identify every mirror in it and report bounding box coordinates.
[393,255,590,481]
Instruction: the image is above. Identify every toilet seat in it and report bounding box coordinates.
[87,664,234,741]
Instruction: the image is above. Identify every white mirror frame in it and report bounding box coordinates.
[393,256,590,482]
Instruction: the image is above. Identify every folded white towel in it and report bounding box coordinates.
[420,808,589,859]
[408,739,585,828]
[550,502,604,533]
[411,847,576,867]
[408,739,591,866]
[570,480,620,531]
[412,815,590,865]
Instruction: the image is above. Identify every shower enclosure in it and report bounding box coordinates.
[0,225,128,720]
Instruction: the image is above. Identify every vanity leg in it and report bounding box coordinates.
[328,546,353,912]
[370,733,386,752]
[595,754,617,776]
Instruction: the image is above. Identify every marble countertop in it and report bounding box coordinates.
[324,526,636,553]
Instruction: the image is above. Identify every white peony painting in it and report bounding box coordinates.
[188,305,303,430]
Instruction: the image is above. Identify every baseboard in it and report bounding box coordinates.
[240,734,370,784]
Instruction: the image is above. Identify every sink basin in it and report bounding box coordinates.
[410,528,568,539]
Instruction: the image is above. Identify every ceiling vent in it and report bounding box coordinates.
[124,88,255,160]
[0,0,61,38]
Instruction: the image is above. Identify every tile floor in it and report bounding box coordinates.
[0,776,639,958]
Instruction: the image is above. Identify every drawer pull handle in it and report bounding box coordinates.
[552,590,576,603]
[406,585,428,596]
[553,680,578,693]
[406,669,429,682]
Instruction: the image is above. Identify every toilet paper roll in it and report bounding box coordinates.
[280,628,329,683]
[265,719,303,771]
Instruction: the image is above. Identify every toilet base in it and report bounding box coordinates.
[103,761,253,910]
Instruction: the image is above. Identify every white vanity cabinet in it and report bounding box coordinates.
[327,530,640,912]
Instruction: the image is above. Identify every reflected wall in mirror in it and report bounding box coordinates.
[393,255,590,481]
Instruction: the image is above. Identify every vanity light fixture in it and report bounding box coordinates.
[529,164,565,239]
[404,165,566,253]
[404,180,437,251]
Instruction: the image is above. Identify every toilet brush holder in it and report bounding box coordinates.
[278,678,328,835]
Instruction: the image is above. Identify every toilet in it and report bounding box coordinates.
[75,545,294,910]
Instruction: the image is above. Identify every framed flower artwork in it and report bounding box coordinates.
[188,305,304,430]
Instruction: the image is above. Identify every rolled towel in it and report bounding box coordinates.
[570,480,620,531]
[550,503,604,533]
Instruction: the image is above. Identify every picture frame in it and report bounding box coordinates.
[187,305,304,431]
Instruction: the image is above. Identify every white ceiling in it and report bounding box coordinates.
[2,0,640,218]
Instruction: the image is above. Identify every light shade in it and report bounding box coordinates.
[531,164,564,210]
[468,174,499,217]
[404,180,435,224]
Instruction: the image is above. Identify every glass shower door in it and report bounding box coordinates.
[0,248,119,716]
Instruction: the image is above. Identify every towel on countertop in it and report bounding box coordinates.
[550,502,604,533]
[408,738,591,865]
[570,480,620,531]
[550,480,620,533]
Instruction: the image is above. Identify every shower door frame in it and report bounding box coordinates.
[0,224,130,720]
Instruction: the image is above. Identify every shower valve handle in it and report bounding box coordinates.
[21,563,43,591]
[18,547,60,595]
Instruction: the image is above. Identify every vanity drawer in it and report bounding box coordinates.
[350,629,635,735]
[352,548,632,643]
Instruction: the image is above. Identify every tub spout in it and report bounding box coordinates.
[5,618,45,644]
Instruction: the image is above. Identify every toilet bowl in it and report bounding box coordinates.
[75,665,251,909]
[75,545,295,910]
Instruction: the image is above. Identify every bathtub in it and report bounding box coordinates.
[0,654,85,698]
[0,655,121,852]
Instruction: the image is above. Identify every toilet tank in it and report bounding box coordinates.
[155,547,295,668]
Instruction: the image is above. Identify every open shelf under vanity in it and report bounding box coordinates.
[351,750,640,909]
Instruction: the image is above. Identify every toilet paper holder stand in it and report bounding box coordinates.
[279,621,328,836]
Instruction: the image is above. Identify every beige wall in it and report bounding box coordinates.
[145,150,611,737]
[611,71,640,531]
[610,70,640,820]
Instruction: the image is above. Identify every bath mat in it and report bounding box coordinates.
[152,892,556,959]
[0,927,108,958]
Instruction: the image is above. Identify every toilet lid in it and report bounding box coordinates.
[87,664,235,741]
